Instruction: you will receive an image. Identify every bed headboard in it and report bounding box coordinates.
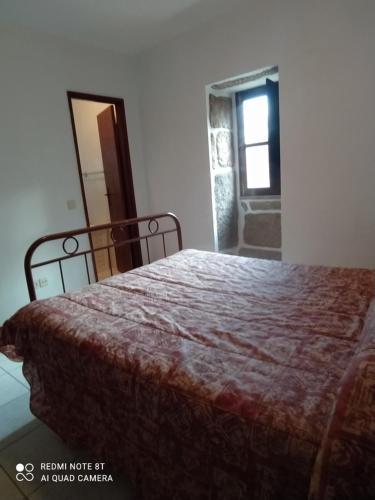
[25,212,182,301]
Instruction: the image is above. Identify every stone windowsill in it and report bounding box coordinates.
[239,195,281,201]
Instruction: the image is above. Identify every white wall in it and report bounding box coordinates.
[0,26,149,323]
[137,0,375,268]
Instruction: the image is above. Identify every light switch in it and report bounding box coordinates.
[67,199,76,210]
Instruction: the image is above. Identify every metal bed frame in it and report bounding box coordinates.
[25,212,182,301]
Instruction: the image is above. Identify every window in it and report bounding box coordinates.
[236,79,280,196]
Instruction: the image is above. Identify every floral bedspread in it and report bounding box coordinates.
[1,249,375,499]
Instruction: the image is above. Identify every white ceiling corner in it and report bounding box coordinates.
[0,0,238,55]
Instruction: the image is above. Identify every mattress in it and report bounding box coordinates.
[2,249,375,499]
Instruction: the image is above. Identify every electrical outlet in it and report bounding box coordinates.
[39,277,48,288]
[34,277,48,289]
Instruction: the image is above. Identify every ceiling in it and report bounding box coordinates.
[0,0,236,55]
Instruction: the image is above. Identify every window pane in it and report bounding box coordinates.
[246,145,270,189]
[243,95,268,144]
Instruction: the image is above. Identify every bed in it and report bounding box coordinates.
[1,212,375,499]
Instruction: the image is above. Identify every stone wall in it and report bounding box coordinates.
[209,93,238,250]
[238,198,282,260]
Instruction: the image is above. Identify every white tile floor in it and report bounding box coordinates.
[0,354,134,500]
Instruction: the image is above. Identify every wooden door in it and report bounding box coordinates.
[97,106,133,272]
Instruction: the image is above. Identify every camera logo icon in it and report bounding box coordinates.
[16,463,34,481]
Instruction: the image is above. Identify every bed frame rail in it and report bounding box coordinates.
[25,212,182,301]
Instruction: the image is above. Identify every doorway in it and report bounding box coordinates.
[67,91,142,279]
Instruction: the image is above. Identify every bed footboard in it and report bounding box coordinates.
[24,212,182,301]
